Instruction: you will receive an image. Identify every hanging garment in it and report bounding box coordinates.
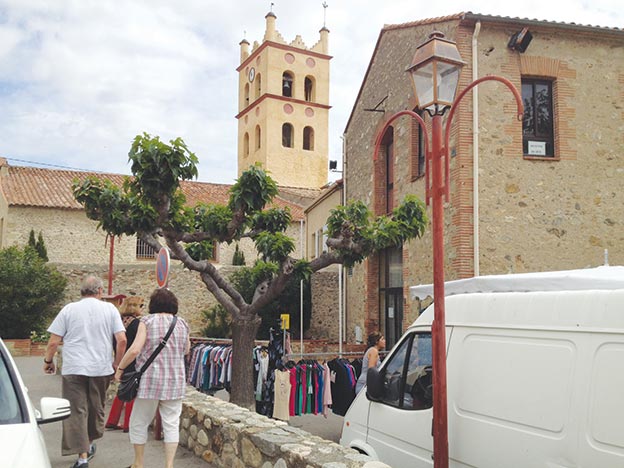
[272,369,292,421]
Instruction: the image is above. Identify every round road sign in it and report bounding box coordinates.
[156,247,170,288]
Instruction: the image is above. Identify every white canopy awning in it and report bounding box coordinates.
[410,265,624,299]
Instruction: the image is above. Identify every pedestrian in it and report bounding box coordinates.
[43,275,127,468]
[355,332,386,394]
[105,295,144,432]
[115,288,190,468]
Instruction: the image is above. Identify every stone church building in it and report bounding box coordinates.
[343,12,624,347]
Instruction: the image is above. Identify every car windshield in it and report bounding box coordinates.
[0,354,24,424]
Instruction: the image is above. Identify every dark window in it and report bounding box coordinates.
[379,332,433,410]
[244,83,250,106]
[383,128,394,213]
[304,76,314,101]
[255,74,262,99]
[303,126,314,150]
[282,72,293,97]
[379,246,402,348]
[282,123,294,148]
[243,132,249,157]
[522,79,554,157]
[412,109,425,178]
[255,126,261,150]
[136,238,157,259]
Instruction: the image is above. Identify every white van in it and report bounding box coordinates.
[340,266,624,468]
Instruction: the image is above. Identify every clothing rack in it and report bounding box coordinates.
[190,337,269,346]
[284,351,364,360]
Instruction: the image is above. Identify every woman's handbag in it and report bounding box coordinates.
[117,316,178,402]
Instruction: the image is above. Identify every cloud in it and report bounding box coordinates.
[0,0,621,183]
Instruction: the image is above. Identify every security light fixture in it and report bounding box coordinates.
[508,28,533,53]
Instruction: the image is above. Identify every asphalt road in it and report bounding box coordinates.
[16,356,210,468]
[16,356,345,468]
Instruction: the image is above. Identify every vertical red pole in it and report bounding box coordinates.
[431,115,449,467]
[108,235,114,295]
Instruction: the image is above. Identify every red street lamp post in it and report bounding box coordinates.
[373,32,523,468]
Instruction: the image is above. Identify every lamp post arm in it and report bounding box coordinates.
[443,75,524,201]
[373,110,431,202]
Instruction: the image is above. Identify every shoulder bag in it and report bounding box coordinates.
[117,315,178,402]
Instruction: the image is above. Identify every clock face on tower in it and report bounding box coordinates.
[248,67,255,82]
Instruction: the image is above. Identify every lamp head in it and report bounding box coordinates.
[407,31,465,116]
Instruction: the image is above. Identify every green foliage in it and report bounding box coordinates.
[73,134,199,237]
[36,232,48,261]
[193,204,234,241]
[30,330,51,343]
[252,208,292,233]
[229,164,278,215]
[232,243,246,266]
[220,262,311,339]
[27,230,49,261]
[0,246,67,339]
[128,133,199,204]
[28,229,36,249]
[326,195,428,267]
[185,241,215,261]
[201,304,232,338]
[255,232,295,263]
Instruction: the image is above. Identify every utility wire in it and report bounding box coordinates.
[5,157,112,173]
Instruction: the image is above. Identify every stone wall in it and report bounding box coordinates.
[53,263,339,340]
[180,387,390,468]
[54,263,234,332]
[307,270,340,341]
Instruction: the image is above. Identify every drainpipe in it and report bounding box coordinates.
[340,133,347,354]
[472,21,481,277]
[107,235,115,294]
[300,219,304,357]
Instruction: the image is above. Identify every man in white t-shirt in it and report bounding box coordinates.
[43,275,127,468]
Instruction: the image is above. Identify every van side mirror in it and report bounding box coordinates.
[366,367,384,401]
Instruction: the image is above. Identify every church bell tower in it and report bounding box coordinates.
[236,10,331,189]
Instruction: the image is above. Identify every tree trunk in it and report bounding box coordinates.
[229,314,261,410]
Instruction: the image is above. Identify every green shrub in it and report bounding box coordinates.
[232,243,246,266]
[0,246,67,338]
[201,305,232,338]
[27,229,49,261]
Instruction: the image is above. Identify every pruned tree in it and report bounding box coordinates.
[73,133,428,409]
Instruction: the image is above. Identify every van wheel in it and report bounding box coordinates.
[352,447,368,456]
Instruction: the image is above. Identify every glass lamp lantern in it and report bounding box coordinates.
[407,31,465,116]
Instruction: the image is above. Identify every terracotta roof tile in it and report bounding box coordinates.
[383,11,624,34]
[1,164,304,221]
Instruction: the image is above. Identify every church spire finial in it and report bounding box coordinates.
[322,2,328,28]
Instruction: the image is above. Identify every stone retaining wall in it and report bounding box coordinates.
[180,387,390,468]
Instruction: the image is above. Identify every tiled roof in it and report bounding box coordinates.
[383,11,624,34]
[0,163,304,221]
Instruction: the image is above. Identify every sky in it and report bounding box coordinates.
[0,0,621,185]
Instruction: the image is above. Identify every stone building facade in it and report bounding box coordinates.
[343,13,624,347]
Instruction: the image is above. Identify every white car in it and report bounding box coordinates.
[0,338,71,468]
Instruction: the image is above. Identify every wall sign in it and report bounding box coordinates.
[528,141,546,156]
